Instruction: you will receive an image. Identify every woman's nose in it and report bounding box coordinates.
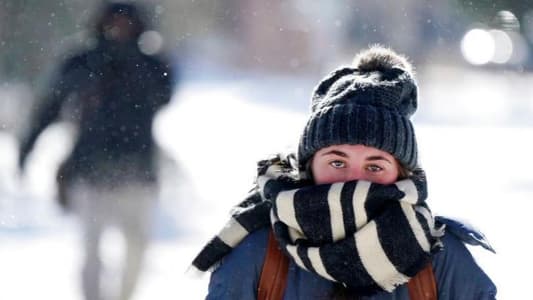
[344,167,368,182]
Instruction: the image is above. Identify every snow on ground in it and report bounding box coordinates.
[1,65,533,299]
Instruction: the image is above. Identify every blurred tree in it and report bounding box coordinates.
[0,0,90,82]
[0,0,223,83]
[455,0,529,19]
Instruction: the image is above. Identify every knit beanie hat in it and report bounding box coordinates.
[298,46,419,170]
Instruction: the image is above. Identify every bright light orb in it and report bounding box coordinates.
[489,29,514,64]
[461,29,495,65]
[138,31,164,56]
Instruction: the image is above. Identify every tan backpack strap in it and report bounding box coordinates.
[258,230,290,300]
[408,263,437,300]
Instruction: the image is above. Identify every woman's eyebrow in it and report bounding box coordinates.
[321,150,348,157]
[366,156,392,164]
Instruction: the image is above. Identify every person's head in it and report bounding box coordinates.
[93,2,147,43]
[298,46,418,184]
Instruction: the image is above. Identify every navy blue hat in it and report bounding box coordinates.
[298,46,419,170]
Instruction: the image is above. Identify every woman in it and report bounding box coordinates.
[192,46,496,299]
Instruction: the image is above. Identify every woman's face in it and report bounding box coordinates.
[311,144,400,185]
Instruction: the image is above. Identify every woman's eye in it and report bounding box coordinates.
[366,165,383,172]
[329,160,345,168]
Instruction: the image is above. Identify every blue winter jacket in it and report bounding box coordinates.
[207,217,496,300]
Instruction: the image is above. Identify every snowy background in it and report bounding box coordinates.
[2,1,533,299]
[2,63,533,299]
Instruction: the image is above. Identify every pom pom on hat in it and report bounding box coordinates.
[353,45,414,75]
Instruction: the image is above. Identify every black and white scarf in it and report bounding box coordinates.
[191,154,443,294]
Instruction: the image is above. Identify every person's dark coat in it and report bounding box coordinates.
[207,218,497,300]
[19,8,174,208]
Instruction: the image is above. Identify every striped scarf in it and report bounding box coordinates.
[191,154,443,295]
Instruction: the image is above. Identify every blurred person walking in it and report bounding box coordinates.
[17,2,174,300]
